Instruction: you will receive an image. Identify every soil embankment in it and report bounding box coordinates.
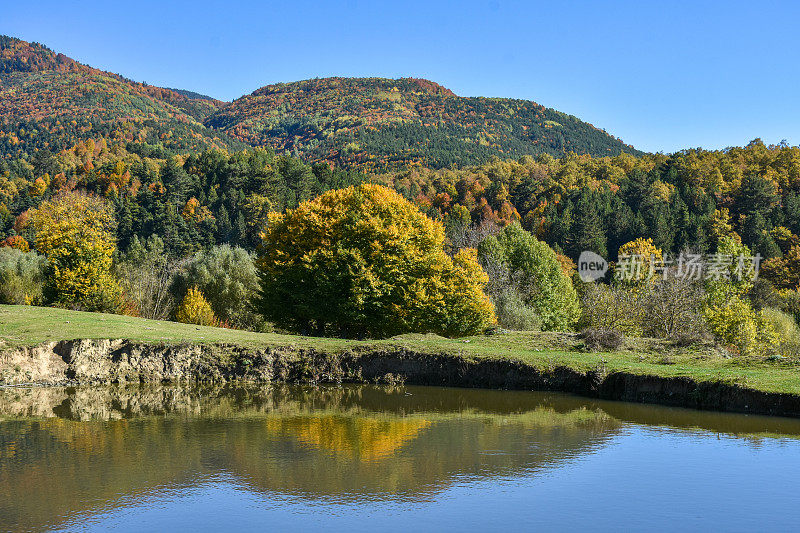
[2,339,799,418]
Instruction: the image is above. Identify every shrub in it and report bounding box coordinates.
[0,247,46,304]
[777,289,800,325]
[174,287,218,326]
[580,283,645,336]
[173,245,263,330]
[644,276,708,340]
[1,235,29,252]
[493,289,541,331]
[704,297,758,355]
[116,235,181,320]
[256,184,495,338]
[748,278,781,311]
[759,307,800,357]
[581,328,625,352]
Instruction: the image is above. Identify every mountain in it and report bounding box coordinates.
[0,36,640,170]
[165,88,219,102]
[0,36,244,158]
[204,77,641,171]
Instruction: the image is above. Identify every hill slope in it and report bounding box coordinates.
[0,37,640,168]
[0,36,244,157]
[205,77,641,170]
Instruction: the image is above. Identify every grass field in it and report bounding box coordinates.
[2,304,800,395]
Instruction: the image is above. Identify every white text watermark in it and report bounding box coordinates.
[578,252,762,283]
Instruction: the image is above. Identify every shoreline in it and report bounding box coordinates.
[3,338,800,419]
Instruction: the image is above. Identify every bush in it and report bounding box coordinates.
[581,328,625,352]
[116,235,181,320]
[704,297,758,355]
[702,238,768,355]
[777,289,800,325]
[759,307,800,357]
[580,283,645,336]
[0,247,46,304]
[748,278,780,311]
[644,276,708,340]
[174,287,218,326]
[173,245,263,330]
[1,235,29,252]
[493,289,541,331]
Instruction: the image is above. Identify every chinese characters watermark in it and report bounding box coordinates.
[578,252,762,282]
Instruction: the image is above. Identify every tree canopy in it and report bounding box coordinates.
[26,191,121,311]
[478,224,580,331]
[255,183,495,338]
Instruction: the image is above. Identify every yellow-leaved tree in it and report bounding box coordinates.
[256,184,495,338]
[27,191,121,311]
[175,287,218,326]
[617,237,663,283]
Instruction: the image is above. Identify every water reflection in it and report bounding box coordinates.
[1,384,799,532]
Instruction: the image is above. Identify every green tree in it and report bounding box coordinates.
[478,224,580,331]
[173,244,263,330]
[0,247,46,304]
[736,174,778,219]
[703,237,770,354]
[571,191,607,258]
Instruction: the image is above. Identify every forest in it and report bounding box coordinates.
[2,34,800,358]
[0,37,637,172]
[206,76,641,171]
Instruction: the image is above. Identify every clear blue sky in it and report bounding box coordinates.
[3,0,798,153]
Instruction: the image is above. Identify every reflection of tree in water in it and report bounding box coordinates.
[4,383,799,532]
[265,415,433,461]
[0,384,620,532]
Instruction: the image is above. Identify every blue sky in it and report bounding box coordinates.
[3,0,798,153]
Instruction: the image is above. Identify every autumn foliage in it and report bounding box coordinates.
[1,235,29,252]
[174,286,218,326]
[256,184,495,337]
[206,77,638,171]
[27,191,121,311]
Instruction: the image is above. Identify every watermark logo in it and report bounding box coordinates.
[577,251,762,282]
[578,251,609,282]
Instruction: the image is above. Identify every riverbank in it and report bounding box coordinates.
[2,305,800,417]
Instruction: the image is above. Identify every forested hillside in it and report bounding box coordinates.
[0,139,364,256]
[3,34,800,312]
[1,37,639,172]
[377,139,800,264]
[205,77,640,171]
[3,134,800,272]
[0,36,245,159]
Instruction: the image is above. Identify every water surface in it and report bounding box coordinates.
[1,384,799,532]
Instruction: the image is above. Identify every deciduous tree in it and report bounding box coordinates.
[175,286,218,326]
[478,223,580,331]
[27,192,121,311]
[256,184,495,338]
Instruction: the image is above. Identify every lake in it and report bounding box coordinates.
[1,384,799,532]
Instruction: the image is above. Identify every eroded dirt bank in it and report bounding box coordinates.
[2,339,799,418]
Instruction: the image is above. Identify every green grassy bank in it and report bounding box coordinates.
[2,304,800,397]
